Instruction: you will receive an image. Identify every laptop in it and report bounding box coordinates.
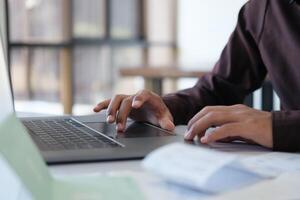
[0,36,182,165]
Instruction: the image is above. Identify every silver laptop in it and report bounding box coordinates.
[0,35,182,165]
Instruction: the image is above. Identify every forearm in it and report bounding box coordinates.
[163,1,268,125]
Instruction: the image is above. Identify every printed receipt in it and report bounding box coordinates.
[207,173,300,200]
[240,152,300,178]
[142,143,237,191]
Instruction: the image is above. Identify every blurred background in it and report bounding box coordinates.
[5,0,277,116]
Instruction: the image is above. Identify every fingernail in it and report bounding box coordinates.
[201,136,208,143]
[160,119,174,131]
[132,100,141,107]
[107,115,114,123]
[166,122,175,131]
[184,131,191,139]
[116,123,123,131]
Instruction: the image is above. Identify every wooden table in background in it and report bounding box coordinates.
[119,67,209,95]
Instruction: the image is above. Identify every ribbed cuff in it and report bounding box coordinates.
[272,111,300,152]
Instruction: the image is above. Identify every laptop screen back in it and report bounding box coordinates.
[0,31,13,122]
[0,0,7,62]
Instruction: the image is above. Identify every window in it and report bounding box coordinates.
[8,0,177,114]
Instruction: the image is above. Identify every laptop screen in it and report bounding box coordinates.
[0,0,7,62]
[0,30,14,122]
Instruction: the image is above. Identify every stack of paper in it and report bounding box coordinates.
[142,142,300,195]
[240,152,300,178]
[207,173,300,200]
[142,143,263,194]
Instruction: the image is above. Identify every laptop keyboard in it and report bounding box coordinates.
[22,119,121,151]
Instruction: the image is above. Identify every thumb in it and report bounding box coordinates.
[158,116,175,131]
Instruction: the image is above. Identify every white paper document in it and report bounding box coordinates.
[142,143,300,198]
[142,143,237,192]
[240,152,300,177]
[207,173,300,200]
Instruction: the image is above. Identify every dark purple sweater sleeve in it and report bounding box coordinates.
[163,0,268,125]
[164,0,300,152]
[272,111,300,152]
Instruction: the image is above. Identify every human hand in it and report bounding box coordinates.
[185,104,273,148]
[93,90,175,132]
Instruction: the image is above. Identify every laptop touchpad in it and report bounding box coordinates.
[84,122,172,139]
